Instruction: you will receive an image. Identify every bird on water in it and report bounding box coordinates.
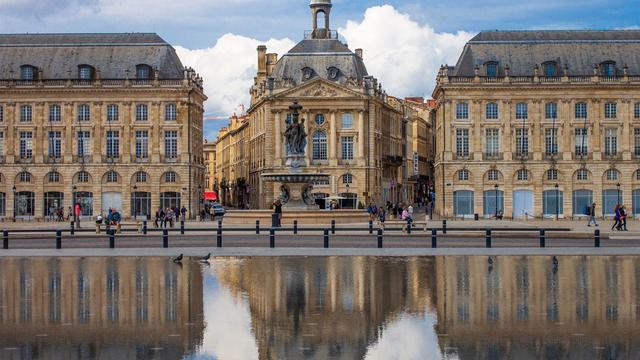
[201,252,211,262]
[173,254,184,263]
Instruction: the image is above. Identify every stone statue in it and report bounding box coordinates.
[284,101,307,155]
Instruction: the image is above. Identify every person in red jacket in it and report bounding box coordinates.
[74,202,82,228]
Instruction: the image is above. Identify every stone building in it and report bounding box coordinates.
[203,139,216,191]
[0,33,206,220]
[243,0,422,209]
[433,30,640,219]
[214,114,249,207]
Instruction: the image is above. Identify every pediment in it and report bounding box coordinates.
[275,78,364,99]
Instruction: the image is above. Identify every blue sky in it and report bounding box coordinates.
[0,0,637,140]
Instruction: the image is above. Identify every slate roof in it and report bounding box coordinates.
[271,39,368,86]
[0,33,185,79]
[452,30,640,77]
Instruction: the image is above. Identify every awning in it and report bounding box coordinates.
[204,191,218,201]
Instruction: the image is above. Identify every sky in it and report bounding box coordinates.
[0,0,638,140]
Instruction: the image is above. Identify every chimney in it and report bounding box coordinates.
[257,45,267,77]
[355,48,363,59]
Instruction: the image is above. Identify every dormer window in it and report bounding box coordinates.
[20,65,36,80]
[327,67,340,80]
[302,67,315,81]
[485,62,498,77]
[78,65,94,80]
[136,64,152,80]
[543,61,558,77]
[601,61,616,77]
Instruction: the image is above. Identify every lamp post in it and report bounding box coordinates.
[12,185,16,222]
[198,185,202,217]
[346,183,351,209]
[617,182,621,205]
[494,184,499,218]
[555,183,559,221]
[133,185,137,220]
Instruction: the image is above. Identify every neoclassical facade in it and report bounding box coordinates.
[0,33,206,220]
[240,0,427,209]
[214,114,249,207]
[433,30,640,219]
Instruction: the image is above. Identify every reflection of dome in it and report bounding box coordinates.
[310,0,331,5]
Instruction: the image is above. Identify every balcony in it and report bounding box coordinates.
[161,155,179,163]
[453,154,470,161]
[135,156,150,163]
[604,152,621,161]
[483,152,503,161]
[102,155,120,163]
[544,153,559,161]
[383,155,403,165]
[73,155,92,163]
[573,152,591,161]
[44,156,63,164]
[514,152,531,161]
[16,156,33,164]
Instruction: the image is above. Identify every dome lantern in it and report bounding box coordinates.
[310,0,332,39]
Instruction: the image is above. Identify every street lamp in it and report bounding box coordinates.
[346,183,351,209]
[617,182,621,205]
[493,184,499,218]
[12,185,16,222]
[133,185,138,220]
[554,183,559,221]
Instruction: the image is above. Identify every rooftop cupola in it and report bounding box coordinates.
[310,0,333,39]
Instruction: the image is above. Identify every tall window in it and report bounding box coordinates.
[456,129,469,157]
[515,128,529,157]
[485,62,498,77]
[516,103,528,119]
[78,65,93,80]
[19,131,33,159]
[136,104,148,121]
[604,128,617,156]
[575,102,588,119]
[106,131,120,158]
[135,131,149,159]
[634,128,640,157]
[107,104,119,121]
[20,105,32,122]
[341,136,354,160]
[545,102,558,119]
[0,105,3,122]
[543,62,557,77]
[601,62,616,77]
[312,131,327,160]
[575,128,588,156]
[341,113,353,128]
[77,131,91,157]
[486,102,498,119]
[164,131,178,158]
[0,131,4,157]
[78,104,91,121]
[49,105,61,122]
[48,131,62,159]
[456,103,469,119]
[604,102,617,118]
[635,103,640,119]
[544,128,558,156]
[485,128,499,156]
[165,104,177,121]
[20,65,35,80]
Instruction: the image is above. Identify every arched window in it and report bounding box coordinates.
[315,114,325,126]
[486,169,500,181]
[18,171,31,183]
[575,102,588,119]
[135,171,148,183]
[47,171,61,183]
[136,104,148,121]
[542,61,557,77]
[342,174,353,184]
[458,169,470,181]
[136,64,152,80]
[106,171,119,183]
[516,169,529,181]
[77,171,90,183]
[327,67,340,80]
[601,61,616,77]
[78,65,94,80]
[301,67,315,81]
[20,65,36,80]
[164,172,177,183]
[486,102,498,119]
[312,131,327,160]
[485,62,498,77]
[546,169,558,181]
[576,169,589,181]
[606,169,618,181]
[635,170,640,181]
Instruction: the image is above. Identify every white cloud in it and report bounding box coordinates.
[175,34,295,116]
[339,5,473,99]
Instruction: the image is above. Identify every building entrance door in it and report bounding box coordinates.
[512,190,534,219]
[102,192,122,214]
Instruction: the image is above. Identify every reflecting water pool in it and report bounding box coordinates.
[0,256,638,359]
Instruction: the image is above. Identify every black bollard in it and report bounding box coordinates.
[594,229,600,248]
[143,220,147,235]
[2,230,8,249]
[294,220,298,235]
[256,220,260,235]
[485,229,492,248]
[217,221,223,248]
[270,228,275,248]
[109,230,116,248]
[180,220,185,235]
[431,228,437,248]
[442,219,447,234]
[56,230,62,249]
[162,229,168,248]
[324,229,329,248]
[331,220,336,235]
[539,229,546,248]
[369,220,373,234]
[407,221,412,234]
[70,221,75,235]
[377,229,383,248]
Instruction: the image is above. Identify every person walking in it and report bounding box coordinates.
[377,206,386,229]
[181,206,187,222]
[74,202,82,228]
[619,205,628,231]
[401,207,410,233]
[612,204,621,231]
[154,208,162,228]
[367,203,377,221]
[408,204,414,228]
[587,202,598,227]
[273,199,283,227]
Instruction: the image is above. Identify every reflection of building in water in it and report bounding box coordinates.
[0,257,204,359]
[435,256,640,359]
[214,257,436,360]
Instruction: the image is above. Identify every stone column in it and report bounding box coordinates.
[621,100,631,160]
[274,111,282,166]
[64,102,74,162]
[329,111,337,166]
[34,102,45,163]
[358,110,365,162]
[122,102,132,163]
[592,99,601,159]
[151,102,161,162]
[6,103,15,162]
[502,100,512,161]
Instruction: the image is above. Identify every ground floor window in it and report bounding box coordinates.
[44,192,64,217]
[572,190,593,216]
[483,190,503,217]
[131,192,151,218]
[75,192,94,216]
[0,193,5,216]
[16,191,35,217]
[454,190,474,217]
[543,190,564,216]
[339,193,357,209]
[602,189,621,216]
[633,190,640,217]
[160,192,181,210]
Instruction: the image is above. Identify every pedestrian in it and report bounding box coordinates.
[273,199,283,227]
[378,206,386,229]
[181,206,187,221]
[408,204,414,228]
[587,202,598,227]
[74,202,82,228]
[166,208,175,228]
[619,205,628,231]
[112,209,122,232]
[612,204,621,231]
[209,206,215,221]
[367,203,377,221]
[154,207,162,228]
[401,207,411,233]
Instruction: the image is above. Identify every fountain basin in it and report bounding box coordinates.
[262,172,330,210]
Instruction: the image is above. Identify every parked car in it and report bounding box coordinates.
[212,204,226,216]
